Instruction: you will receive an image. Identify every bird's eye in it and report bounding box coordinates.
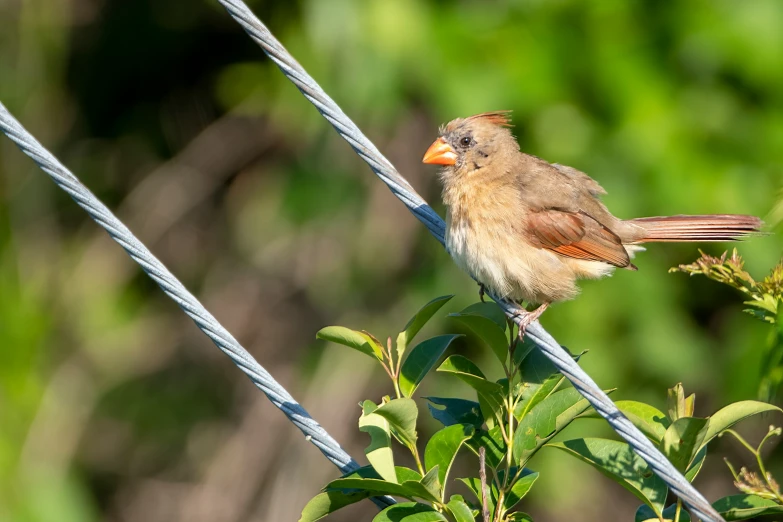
[460,136,472,147]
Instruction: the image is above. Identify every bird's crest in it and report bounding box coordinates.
[467,110,513,127]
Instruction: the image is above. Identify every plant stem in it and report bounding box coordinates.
[392,378,402,399]
[411,443,425,476]
[479,447,491,522]
[673,498,682,522]
[723,429,757,455]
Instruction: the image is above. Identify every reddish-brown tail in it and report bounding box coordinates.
[628,214,764,243]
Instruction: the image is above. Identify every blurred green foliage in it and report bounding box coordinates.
[1,0,783,521]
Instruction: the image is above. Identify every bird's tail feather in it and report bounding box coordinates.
[628,214,764,243]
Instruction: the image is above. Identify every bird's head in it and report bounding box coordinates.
[422,111,518,180]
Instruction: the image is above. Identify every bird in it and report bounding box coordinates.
[422,111,763,336]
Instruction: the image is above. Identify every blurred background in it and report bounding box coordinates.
[1,0,783,520]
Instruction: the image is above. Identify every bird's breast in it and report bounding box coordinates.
[445,201,585,304]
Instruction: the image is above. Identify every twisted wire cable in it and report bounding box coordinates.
[0,102,395,510]
[215,1,725,520]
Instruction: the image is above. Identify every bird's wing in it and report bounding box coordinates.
[527,209,633,268]
[551,163,607,196]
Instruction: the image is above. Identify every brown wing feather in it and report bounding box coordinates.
[528,210,633,268]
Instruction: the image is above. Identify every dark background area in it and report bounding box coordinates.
[1,0,782,520]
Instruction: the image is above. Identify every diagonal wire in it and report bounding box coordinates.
[213,1,725,520]
[0,102,395,510]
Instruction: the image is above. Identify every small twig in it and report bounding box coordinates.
[479,447,491,522]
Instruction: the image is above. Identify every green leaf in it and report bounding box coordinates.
[635,504,691,522]
[425,397,483,428]
[514,345,584,422]
[400,335,462,398]
[424,424,474,490]
[339,465,420,482]
[701,401,782,450]
[327,478,414,499]
[513,374,565,423]
[659,417,708,472]
[359,401,397,483]
[458,477,497,516]
[512,388,592,465]
[450,313,510,366]
[317,326,384,361]
[551,438,667,518]
[458,302,508,329]
[414,466,442,502]
[504,469,540,510]
[582,401,670,443]
[466,426,506,469]
[445,495,475,522]
[684,446,706,482]
[437,355,505,427]
[401,479,441,505]
[667,383,695,421]
[374,398,419,448]
[506,513,534,521]
[298,490,371,522]
[712,494,783,521]
[396,295,454,358]
[373,502,448,522]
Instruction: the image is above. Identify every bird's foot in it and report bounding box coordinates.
[478,284,487,303]
[515,303,550,341]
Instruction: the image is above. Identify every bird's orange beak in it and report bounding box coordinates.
[422,138,457,166]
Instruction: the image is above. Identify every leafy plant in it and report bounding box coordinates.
[563,383,781,521]
[670,249,783,401]
[301,297,781,522]
[719,424,783,520]
[301,298,592,521]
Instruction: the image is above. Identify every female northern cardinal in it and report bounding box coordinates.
[422,111,763,334]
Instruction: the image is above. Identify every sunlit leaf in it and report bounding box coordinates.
[466,426,506,469]
[424,424,474,489]
[504,469,540,510]
[359,400,397,483]
[449,313,509,366]
[458,302,508,330]
[339,465,420,482]
[445,495,475,522]
[425,397,483,428]
[506,513,534,521]
[551,438,667,518]
[667,383,694,421]
[373,398,419,448]
[701,401,782,450]
[298,490,371,522]
[396,295,454,358]
[660,417,708,472]
[373,502,448,522]
[317,326,384,361]
[582,401,670,443]
[684,446,706,483]
[712,494,783,521]
[402,475,441,504]
[512,388,592,465]
[457,477,497,517]
[514,345,581,422]
[437,355,505,427]
[326,478,414,499]
[400,334,462,398]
